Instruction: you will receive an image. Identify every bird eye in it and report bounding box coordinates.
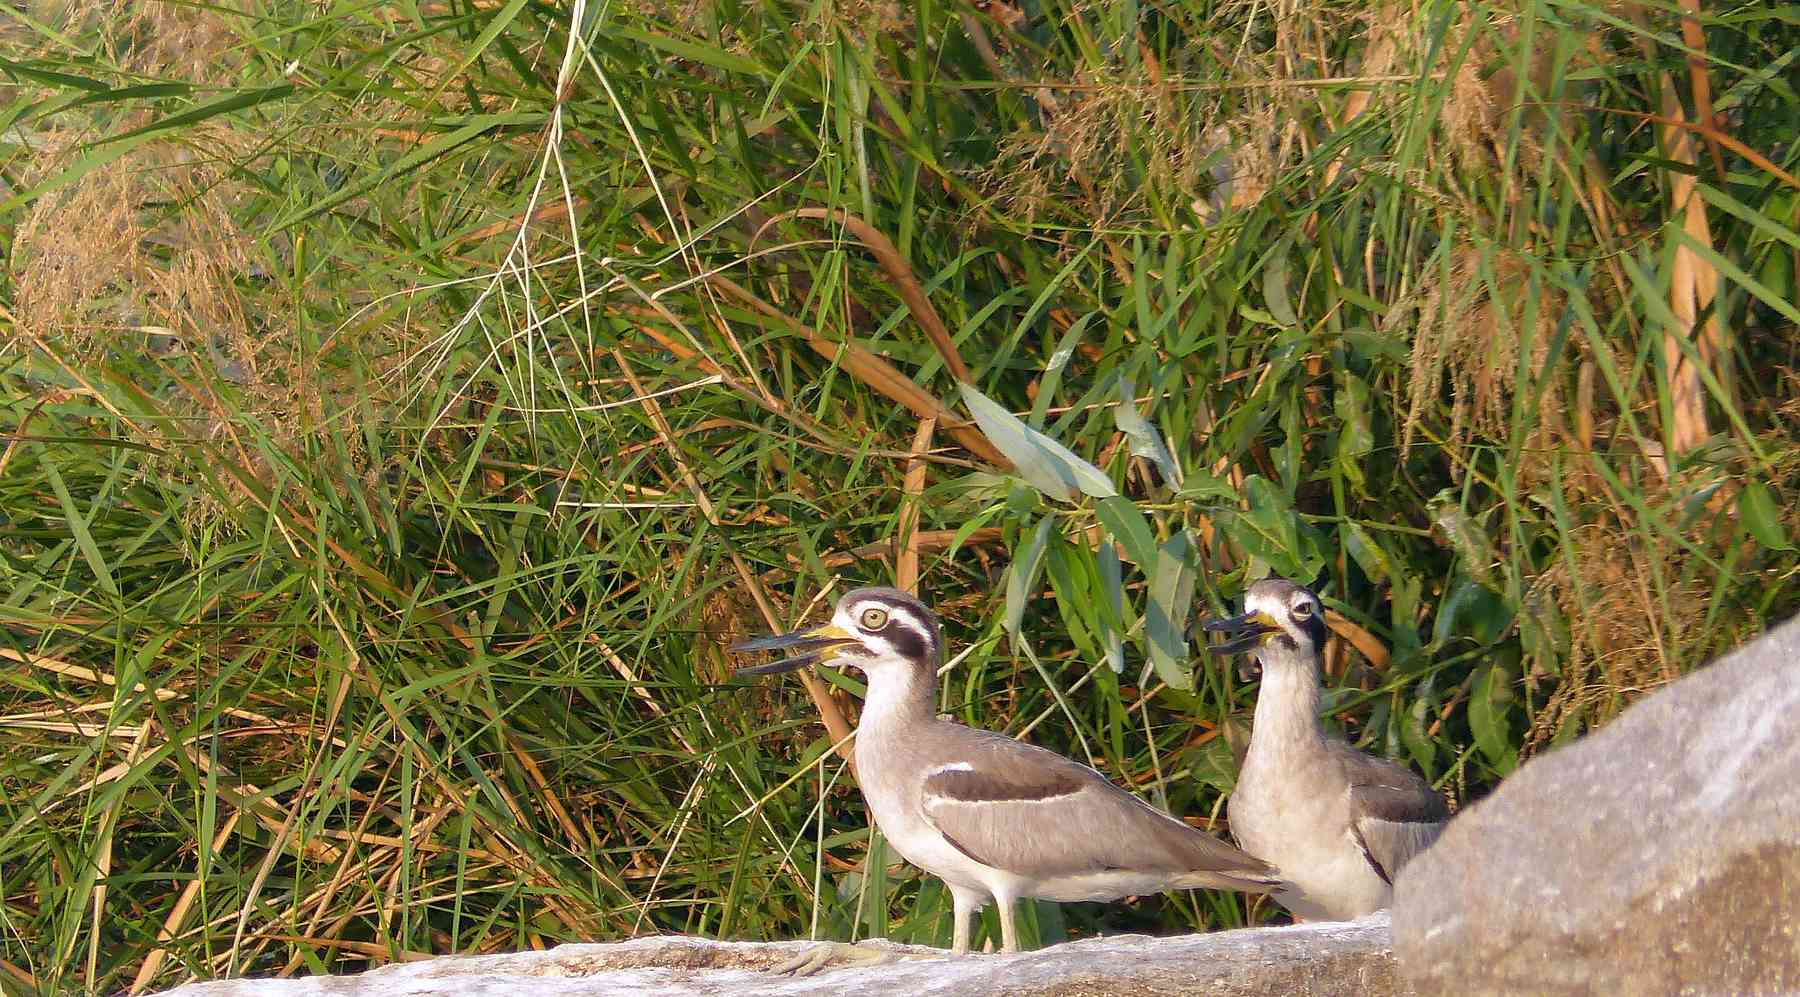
[1291,600,1314,619]
[859,607,889,630]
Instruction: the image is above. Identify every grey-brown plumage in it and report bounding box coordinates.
[1338,748,1449,884]
[737,586,1278,960]
[1203,578,1449,920]
[907,723,1274,895]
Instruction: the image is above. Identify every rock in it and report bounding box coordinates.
[152,915,1405,996]
[1393,614,1800,995]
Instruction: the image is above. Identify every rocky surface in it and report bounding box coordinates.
[153,915,1405,996]
[1393,613,1800,995]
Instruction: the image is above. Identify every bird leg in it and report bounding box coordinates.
[949,885,985,956]
[994,894,1021,954]
[768,940,934,977]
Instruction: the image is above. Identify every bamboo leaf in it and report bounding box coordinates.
[1221,475,1326,580]
[1335,372,1373,495]
[1114,378,1183,487]
[959,383,1117,502]
[1095,496,1157,569]
[1432,577,1513,648]
[1144,530,1199,691]
[1004,515,1057,639]
[1399,692,1439,780]
[1470,665,1518,774]
[1740,482,1792,551]
[1097,540,1126,674]
[1262,237,1299,328]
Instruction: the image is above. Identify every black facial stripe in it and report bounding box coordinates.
[882,610,937,663]
[1300,610,1328,648]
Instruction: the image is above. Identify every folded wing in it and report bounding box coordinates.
[919,731,1275,888]
[1338,746,1451,884]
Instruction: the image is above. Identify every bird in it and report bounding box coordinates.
[1200,577,1450,921]
[734,585,1280,970]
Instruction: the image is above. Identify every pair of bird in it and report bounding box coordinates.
[733,578,1449,968]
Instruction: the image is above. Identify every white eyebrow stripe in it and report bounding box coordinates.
[927,762,974,775]
[890,613,932,638]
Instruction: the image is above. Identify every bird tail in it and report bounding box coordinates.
[1176,866,1285,894]
[1173,841,1284,894]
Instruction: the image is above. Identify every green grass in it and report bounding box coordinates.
[1,0,1797,992]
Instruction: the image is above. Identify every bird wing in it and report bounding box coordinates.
[918,731,1275,887]
[1335,746,1450,884]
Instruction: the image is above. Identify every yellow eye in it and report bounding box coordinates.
[1292,600,1314,619]
[859,607,889,630]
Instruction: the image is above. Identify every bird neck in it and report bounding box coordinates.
[1248,643,1327,757]
[858,658,938,732]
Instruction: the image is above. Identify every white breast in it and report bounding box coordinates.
[855,741,1003,896]
[1230,778,1389,920]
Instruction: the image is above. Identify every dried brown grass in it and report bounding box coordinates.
[1399,246,1570,481]
[8,131,386,540]
[978,59,1278,226]
[34,0,247,83]
[1523,514,1706,750]
[10,141,148,357]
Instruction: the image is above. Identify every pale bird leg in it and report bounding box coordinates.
[949,885,982,956]
[995,894,1021,954]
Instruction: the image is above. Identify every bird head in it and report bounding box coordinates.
[1200,578,1328,678]
[732,586,942,681]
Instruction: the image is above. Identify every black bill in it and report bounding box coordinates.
[1200,610,1280,656]
[730,623,858,676]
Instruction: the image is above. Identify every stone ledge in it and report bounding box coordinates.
[154,915,1401,997]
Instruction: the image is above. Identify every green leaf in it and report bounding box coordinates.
[1740,481,1792,551]
[863,830,888,937]
[1095,496,1157,569]
[1097,541,1126,674]
[1031,899,1068,947]
[1470,665,1518,773]
[946,502,1005,558]
[1340,520,1390,585]
[1004,515,1057,639]
[1044,540,1098,657]
[1175,468,1236,504]
[1432,578,1513,648]
[612,24,767,77]
[1262,237,1299,328]
[1188,736,1240,795]
[441,0,533,92]
[1431,495,1500,584]
[272,114,536,231]
[40,453,118,598]
[1342,329,1409,362]
[1144,530,1199,691]
[0,56,109,91]
[1221,475,1326,580]
[1398,692,1439,780]
[1390,571,1426,668]
[1028,308,1101,424]
[959,383,1117,503]
[1335,373,1373,495]
[1114,378,1183,487]
[1518,598,1566,677]
[95,84,295,147]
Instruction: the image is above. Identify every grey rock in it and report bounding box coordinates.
[153,915,1406,997]
[1393,613,1800,995]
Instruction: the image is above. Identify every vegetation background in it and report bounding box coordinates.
[1,0,1796,991]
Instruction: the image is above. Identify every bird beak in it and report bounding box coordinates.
[731,623,860,676]
[1200,610,1282,656]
